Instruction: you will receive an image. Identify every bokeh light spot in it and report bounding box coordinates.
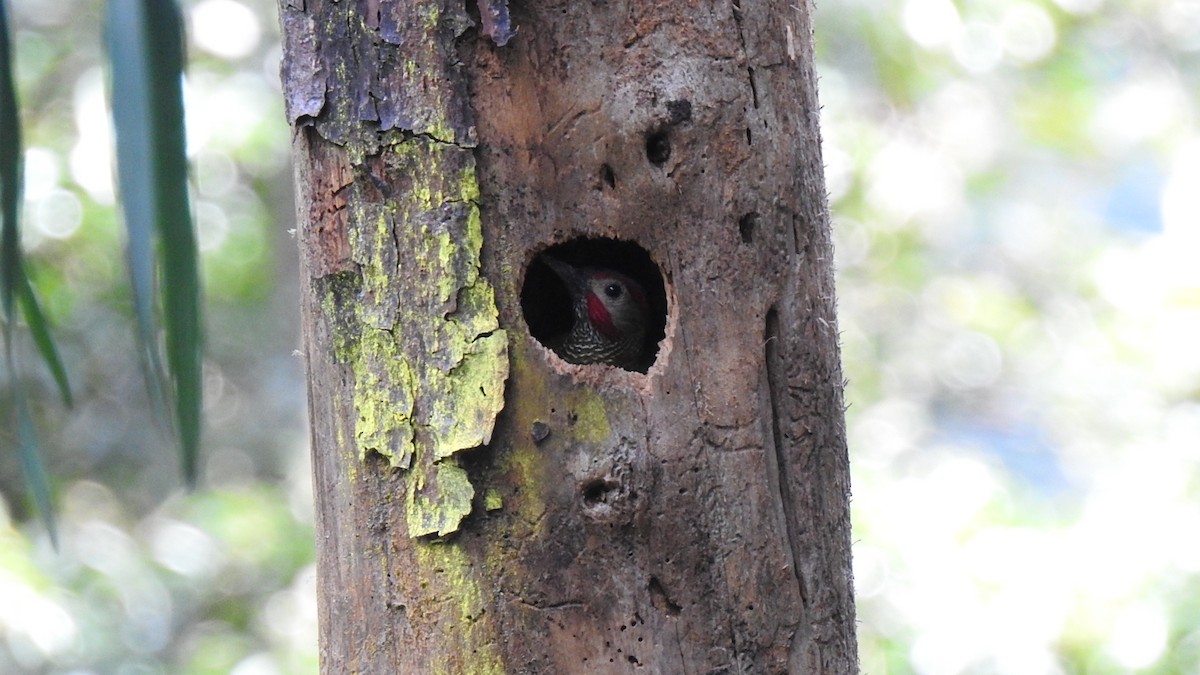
[191,0,262,59]
[903,0,961,49]
[1000,4,1057,64]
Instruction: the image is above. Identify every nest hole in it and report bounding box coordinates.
[581,478,617,504]
[645,130,671,166]
[521,237,668,373]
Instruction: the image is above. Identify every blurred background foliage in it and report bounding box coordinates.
[820,0,1200,673]
[2,0,312,672]
[0,0,1197,673]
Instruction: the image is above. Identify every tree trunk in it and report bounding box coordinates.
[278,0,857,672]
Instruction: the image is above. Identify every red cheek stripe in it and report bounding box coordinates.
[586,294,619,338]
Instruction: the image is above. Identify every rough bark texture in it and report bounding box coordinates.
[279,0,857,672]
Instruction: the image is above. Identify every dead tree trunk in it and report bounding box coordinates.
[279,0,857,672]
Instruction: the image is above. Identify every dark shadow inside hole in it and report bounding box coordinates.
[738,212,759,244]
[666,99,692,125]
[521,237,668,373]
[645,130,671,166]
[601,164,616,189]
[581,478,616,504]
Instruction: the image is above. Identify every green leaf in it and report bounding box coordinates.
[0,0,21,323]
[1,1,70,408]
[12,375,56,547]
[2,0,66,543]
[106,0,203,486]
[17,274,71,407]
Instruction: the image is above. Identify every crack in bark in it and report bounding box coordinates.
[519,599,586,612]
[648,576,682,616]
[764,306,806,605]
[546,102,602,141]
[730,0,759,112]
[402,128,473,148]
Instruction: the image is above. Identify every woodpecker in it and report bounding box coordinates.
[541,255,650,370]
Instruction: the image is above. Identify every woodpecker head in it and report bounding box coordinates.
[541,255,650,369]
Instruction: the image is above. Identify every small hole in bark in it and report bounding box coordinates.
[645,130,671,165]
[582,478,617,504]
[521,237,668,372]
[745,127,752,145]
[600,164,616,189]
[738,212,759,244]
[666,99,692,125]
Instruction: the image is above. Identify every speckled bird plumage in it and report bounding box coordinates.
[542,256,649,370]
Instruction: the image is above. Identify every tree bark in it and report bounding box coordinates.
[279,0,857,672]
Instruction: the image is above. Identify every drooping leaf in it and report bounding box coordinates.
[106,0,202,485]
[18,274,71,407]
[0,0,20,323]
[12,375,56,547]
[1,0,66,543]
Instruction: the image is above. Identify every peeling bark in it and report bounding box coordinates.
[279,0,857,672]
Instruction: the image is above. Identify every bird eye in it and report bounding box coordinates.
[604,283,623,298]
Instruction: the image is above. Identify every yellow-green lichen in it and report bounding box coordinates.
[492,343,551,529]
[483,488,503,512]
[407,461,475,537]
[415,540,505,675]
[351,328,416,469]
[429,332,508,459]
[351,208,398,328]
[334,139,507,537]
[567,387,612,444]
[435,229,459,306]
[503,438,547,534]
[417,3,440,31]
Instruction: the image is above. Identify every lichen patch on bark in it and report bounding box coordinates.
[286,0,509,538]
[330,151,508,537]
